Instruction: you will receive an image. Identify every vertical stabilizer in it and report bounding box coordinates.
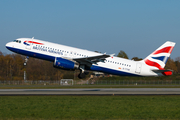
[144,41,176,69]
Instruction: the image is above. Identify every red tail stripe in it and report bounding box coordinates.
[153,46,173,55]
[144,59,163,69]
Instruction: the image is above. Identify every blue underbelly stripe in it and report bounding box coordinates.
[90,65,140,76]
[7,47,55,62]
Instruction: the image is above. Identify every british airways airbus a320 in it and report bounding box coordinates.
[6,38,175,79]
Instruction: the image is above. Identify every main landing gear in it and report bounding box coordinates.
[78,65,89,79]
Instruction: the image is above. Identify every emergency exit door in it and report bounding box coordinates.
[135,63,142,74]
[25,43,31,50]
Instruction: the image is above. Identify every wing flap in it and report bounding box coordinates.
[73,54,110,66]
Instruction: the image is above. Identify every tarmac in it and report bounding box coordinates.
[0,88,180,95]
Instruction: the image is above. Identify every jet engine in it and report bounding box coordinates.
[53,57,79,70]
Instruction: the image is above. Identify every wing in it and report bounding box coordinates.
[73,54,110,67]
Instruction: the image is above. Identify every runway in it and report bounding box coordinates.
[0,88,180,95]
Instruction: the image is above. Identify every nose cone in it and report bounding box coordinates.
[6,42,14,51]
[6,42,11,49]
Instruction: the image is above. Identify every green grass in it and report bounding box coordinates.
[0,96,180,120]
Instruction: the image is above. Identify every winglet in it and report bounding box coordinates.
[110,53,115,56]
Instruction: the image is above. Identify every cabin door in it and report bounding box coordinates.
[25,43,31,50]
[69,51,74,58]
[135,63,142,74]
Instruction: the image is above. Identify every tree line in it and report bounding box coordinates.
[0,51,75,80]
[0,50,179,80]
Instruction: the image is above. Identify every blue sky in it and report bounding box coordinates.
[0,0,180,59]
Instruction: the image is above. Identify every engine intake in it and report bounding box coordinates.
[53,57,79,70]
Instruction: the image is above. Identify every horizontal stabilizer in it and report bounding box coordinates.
[152,69,173,73]
[152,69,173,76]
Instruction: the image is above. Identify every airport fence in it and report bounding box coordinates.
[92,80,180,86]
[0,79,180,86]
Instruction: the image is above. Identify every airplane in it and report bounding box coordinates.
[6,38,176,79]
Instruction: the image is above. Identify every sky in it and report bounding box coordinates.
[0,0,180,60]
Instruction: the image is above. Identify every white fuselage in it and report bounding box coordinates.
[6,38,160,77]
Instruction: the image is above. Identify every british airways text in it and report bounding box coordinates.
[33,45,63,55]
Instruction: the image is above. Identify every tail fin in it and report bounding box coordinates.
[144,41,176,70]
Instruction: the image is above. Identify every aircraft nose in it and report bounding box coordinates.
[6,42,10,47]
[6,42,12,49]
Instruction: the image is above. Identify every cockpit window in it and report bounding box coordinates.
[13,40,21,43]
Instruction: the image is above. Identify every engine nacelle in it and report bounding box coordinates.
[53,57,79,70]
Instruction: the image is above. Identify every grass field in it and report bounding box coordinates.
[0,96,180,120]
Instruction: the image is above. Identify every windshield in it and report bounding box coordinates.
[13,40,21,43]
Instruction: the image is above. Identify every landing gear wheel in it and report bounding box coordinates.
[78,73,85,79]
[78,65,87,79]
[84,71,89,75]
